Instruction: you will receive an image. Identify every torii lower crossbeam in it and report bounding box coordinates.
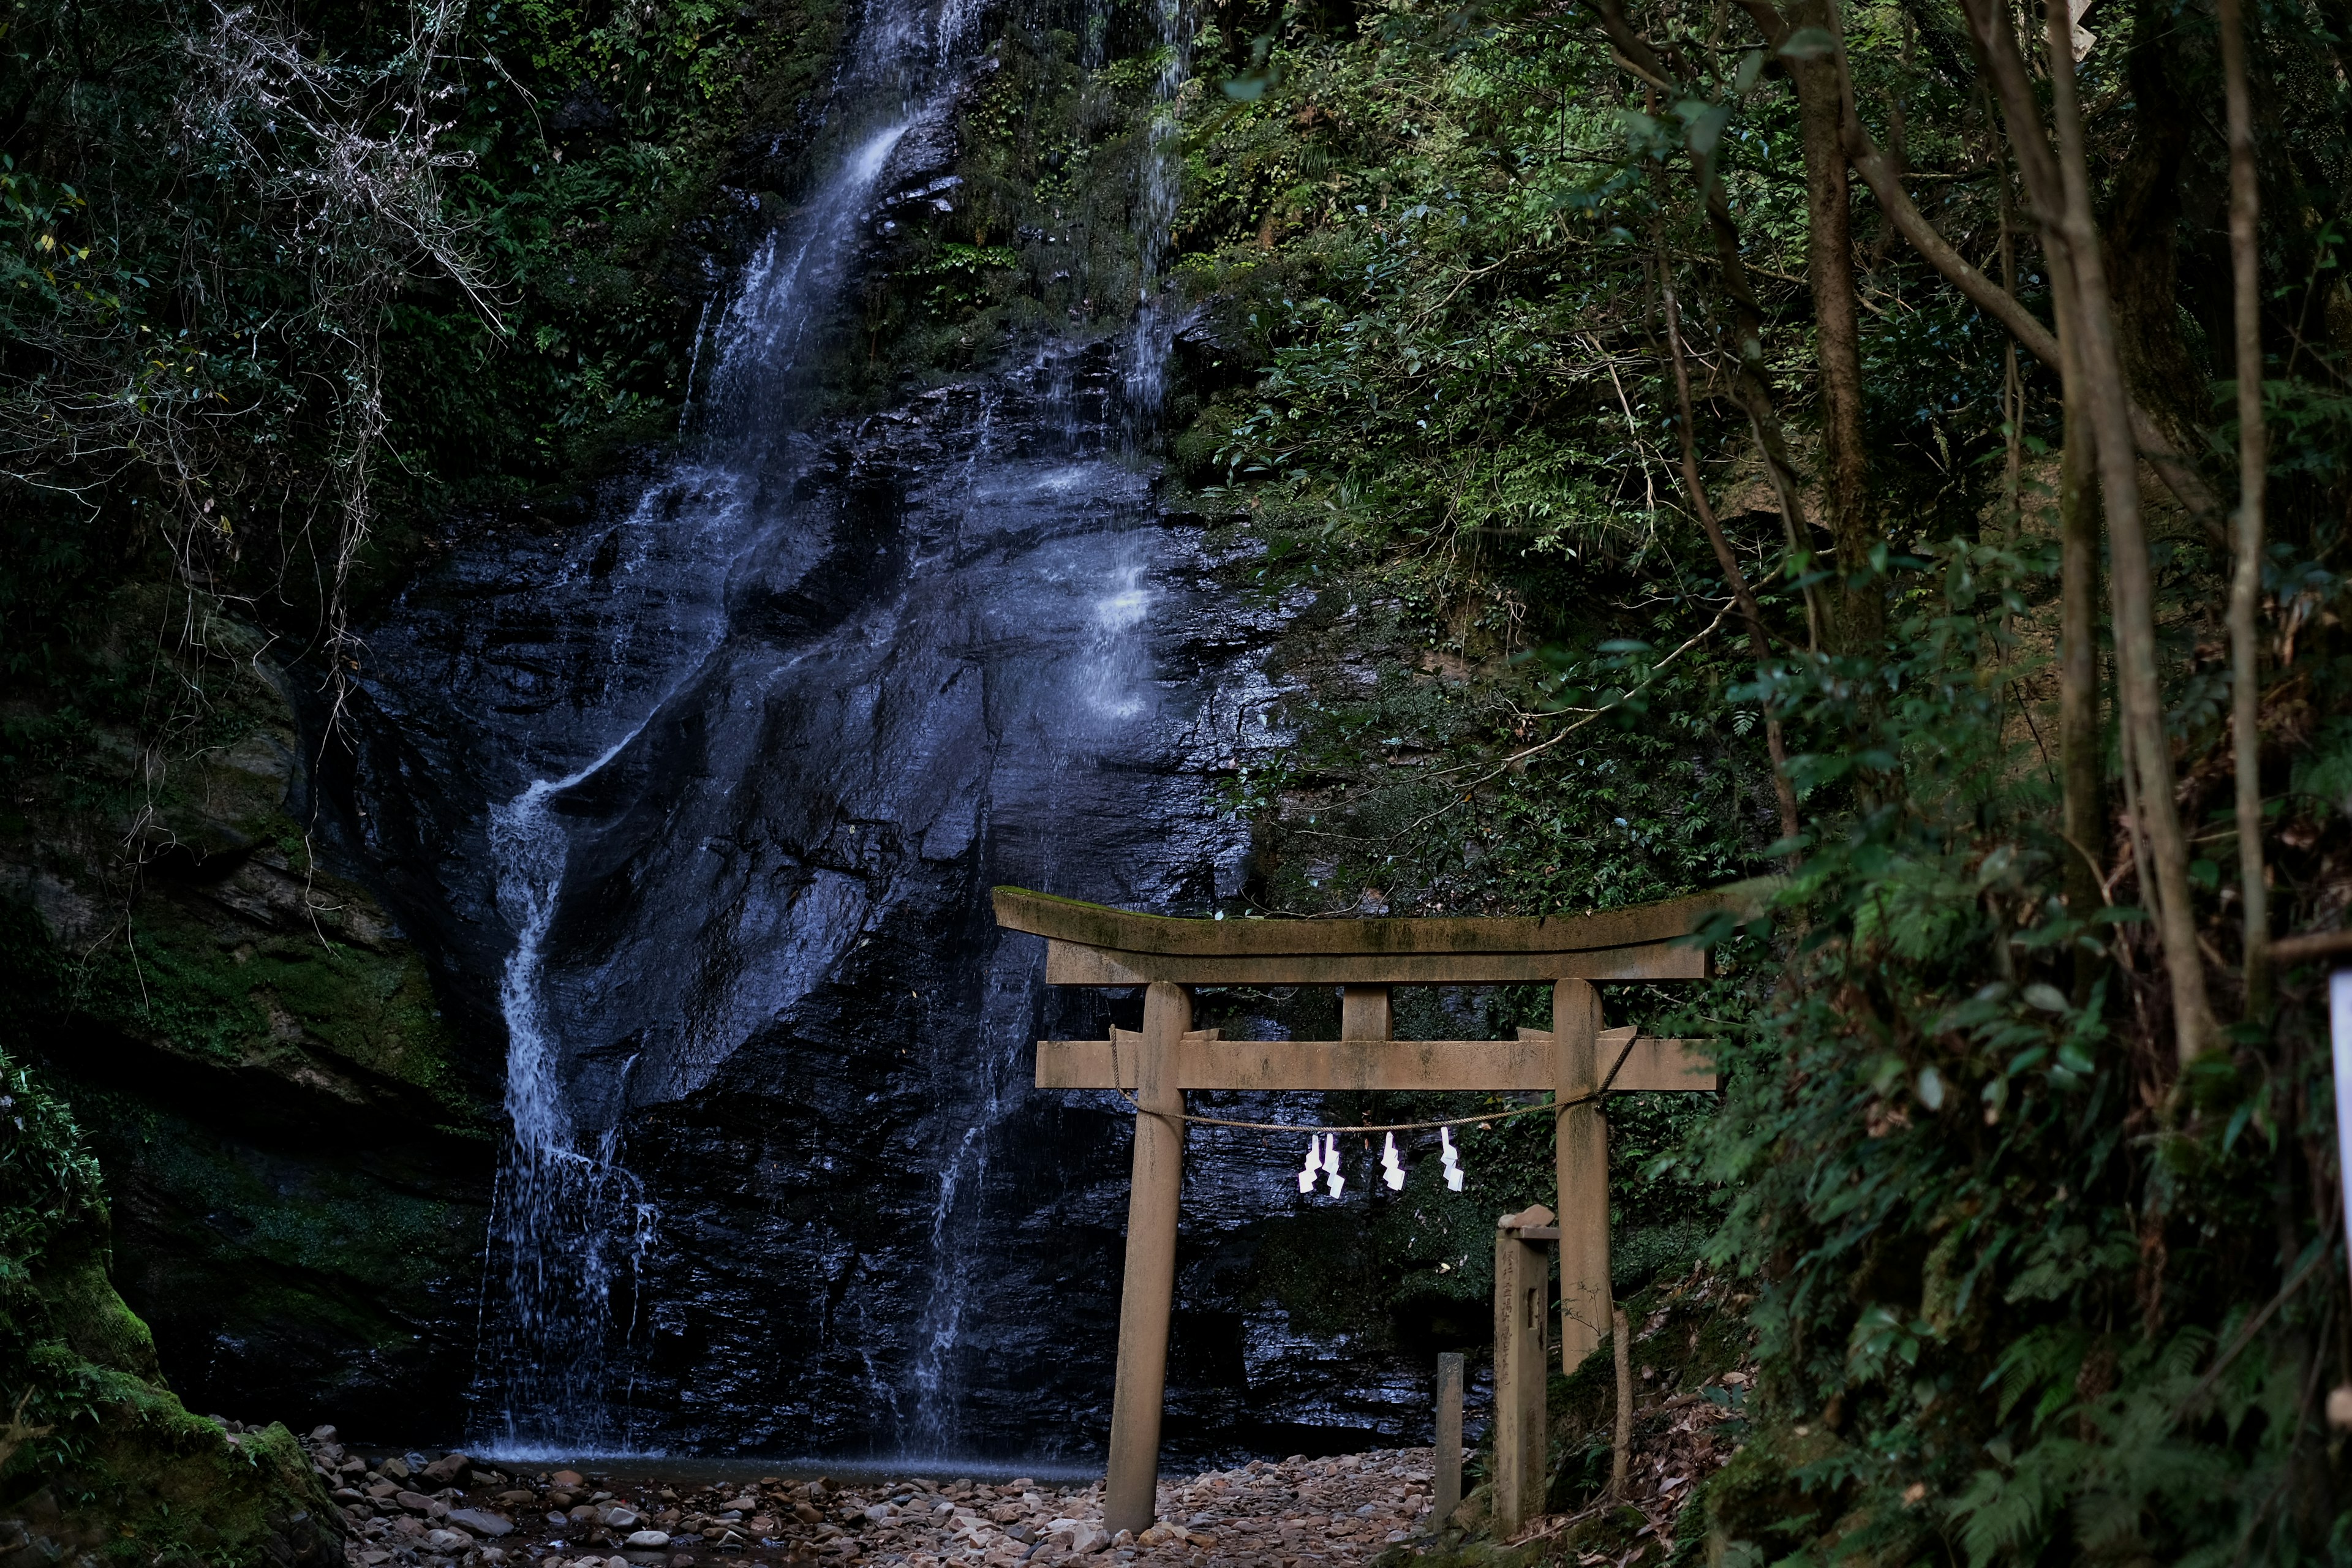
[993,884,1762,1536]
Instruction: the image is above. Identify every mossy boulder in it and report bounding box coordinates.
[0,1047,345,1567]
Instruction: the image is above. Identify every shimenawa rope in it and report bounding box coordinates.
[1101,1029,1646,1135]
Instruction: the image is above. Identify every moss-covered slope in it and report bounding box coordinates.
[0,1046,345,1566]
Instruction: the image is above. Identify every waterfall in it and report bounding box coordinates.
[1122,0,1192,424]
[344,0,1272,1462]
[477,733,665,1457]
[898,3,1195,1444]
[467,0,992,1458]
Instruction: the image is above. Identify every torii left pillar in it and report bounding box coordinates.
[1104,981,1189,1537]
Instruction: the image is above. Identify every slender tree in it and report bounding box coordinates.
[2220,0,2271,1014]
[2038,0,2218,1060]
[1659,261,1804,854]
[1936,0,2215,1061]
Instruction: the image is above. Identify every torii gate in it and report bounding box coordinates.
[993,883,1754,1536]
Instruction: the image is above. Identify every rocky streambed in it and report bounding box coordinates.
[306,1437,1441,1568]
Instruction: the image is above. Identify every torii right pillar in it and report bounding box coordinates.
[1553,976,1609,1369]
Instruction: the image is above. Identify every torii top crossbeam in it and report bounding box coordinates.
[993,883,1766,1536]
[995,884,1743,983]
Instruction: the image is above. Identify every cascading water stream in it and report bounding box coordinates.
[1123,0,1191,423]
[351,0,1380,1463]
[897,1,1194,1439]
[467,0,987,1457]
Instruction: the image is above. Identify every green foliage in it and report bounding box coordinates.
[1179,0,2352,1555]
[1659,541,2352,1562]
[0,1042,106,1331]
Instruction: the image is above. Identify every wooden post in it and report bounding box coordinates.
[1433,1351,1463,1526]
[1341,984,1393,1041]
[1607,1303,1632,1501]
[1554,977,1609,1371]
[1103,980,1189,1537]
[1490,1207,1552,1539]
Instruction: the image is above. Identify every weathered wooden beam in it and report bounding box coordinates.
[1034,1028,1718,1093]
[1040,937,1708,987]
[1340,984,1392,1041]
[996,881,1773,960]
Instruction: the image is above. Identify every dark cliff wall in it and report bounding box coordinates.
[1,595,496,1440]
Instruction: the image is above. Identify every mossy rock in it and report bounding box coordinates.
[2,589,482,1126]
[6,1364,344,1567]
[1699,1422,1849,1561]
[1,594,493,1433]
[0,1047,345,1567]
[26,1231,162,1384]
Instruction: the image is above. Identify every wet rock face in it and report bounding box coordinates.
[338,345,1441,1460]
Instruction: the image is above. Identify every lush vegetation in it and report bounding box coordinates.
[1156,0,2352,1556]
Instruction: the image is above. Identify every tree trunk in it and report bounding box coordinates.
[2057,301,2105,974]
[2220,0,2270,1014]
[2100,0,2203,459]
[2032,0,2218,1063]
[1953,0,2220,1062]
[1786,0,1877,652]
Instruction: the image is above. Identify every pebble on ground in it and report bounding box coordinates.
[299,1431,1439,1568]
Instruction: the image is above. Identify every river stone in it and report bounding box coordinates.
[449,1509,515,1537]
[396,1491,436,1514]
[625,1532,671,1549]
